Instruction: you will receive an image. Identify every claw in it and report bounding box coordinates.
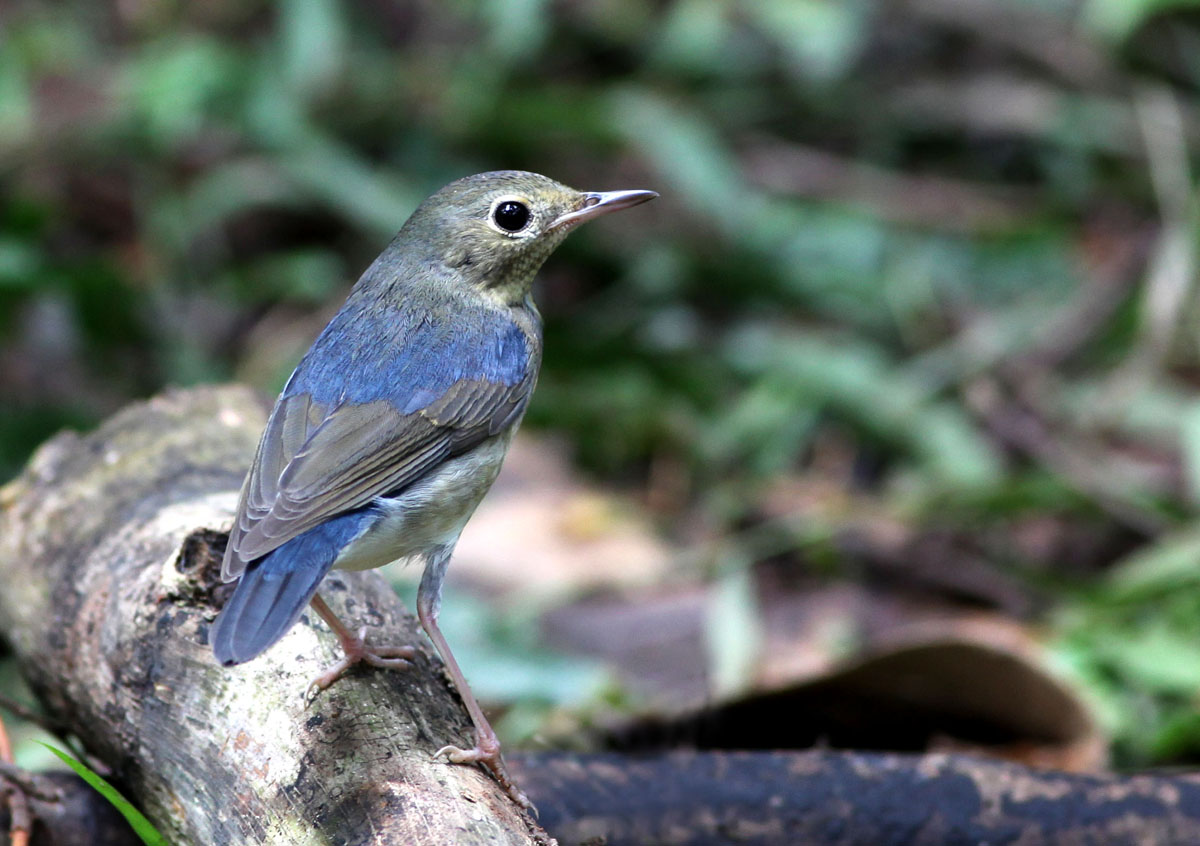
[434,741,534,813]
[304,609,416,698]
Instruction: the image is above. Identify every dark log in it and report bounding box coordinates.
[7,384,1200,846]
[512,750,1200,846]
[0,772,142,846]
[0,385,548,845]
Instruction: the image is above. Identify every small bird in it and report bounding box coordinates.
[211,170,656,807]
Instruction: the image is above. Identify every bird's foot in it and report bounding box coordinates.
[307,626,416,697]
[435,739,534,813]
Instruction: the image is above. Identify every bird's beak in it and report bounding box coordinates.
[551,189,659,229]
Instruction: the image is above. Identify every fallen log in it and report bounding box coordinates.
[4,384,1200,846]
[0,385,547,845]
[511,750,1200,845]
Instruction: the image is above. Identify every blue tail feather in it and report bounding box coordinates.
[211,508,376,665]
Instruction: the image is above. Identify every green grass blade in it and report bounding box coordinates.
[39,743,167,846]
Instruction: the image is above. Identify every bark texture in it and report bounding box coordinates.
[0,385,547,845]
[511,750,1200,846]
[8,384,1200,846]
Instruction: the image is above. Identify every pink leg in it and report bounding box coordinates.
[306,594,416,696]
[416,592,532,812]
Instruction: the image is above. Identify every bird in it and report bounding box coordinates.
[210,170,657,808]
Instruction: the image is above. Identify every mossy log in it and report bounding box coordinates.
[6,384,1200,846]
[0,385,548,845]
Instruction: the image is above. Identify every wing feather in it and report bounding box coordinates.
[222,361,535,580]
[220,280,540,581]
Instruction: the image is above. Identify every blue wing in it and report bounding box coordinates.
[221,287,539,581]
[289,297,532,412]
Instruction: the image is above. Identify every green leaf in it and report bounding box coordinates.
[706,552,763,698]
[40,743,167,846]
[741,0,867,81]
[652,0,739,75]
[279,134,421,240]
[1180,403,1200,505]
[0,239,40,287]
[280,0,345,96]
[480,0,550,61]
[724,325,1005,489]
[611,88,757,235]
[0,39,34,148]
[1088,622,1200,693]
[121,36,239,146]
[1084,0,1200,42]
[1103,523,1200,600]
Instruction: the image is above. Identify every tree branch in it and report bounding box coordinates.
[0,385,548,845]
[511,750,1200,846]
[6,384,1200,845]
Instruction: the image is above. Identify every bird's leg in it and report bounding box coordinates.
[417,551,532,811]
[306,593,416,695]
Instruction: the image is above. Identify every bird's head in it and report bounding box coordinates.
[402,170,657,305]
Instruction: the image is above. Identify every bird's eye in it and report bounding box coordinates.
[492,200,531,233]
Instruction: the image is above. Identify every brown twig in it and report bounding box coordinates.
[0,715,29,846]
[0,695,67,738]
[0,763,61,803]
[905,0,1117,88]
[1099,85,1199,414]
[964,376,1169,536]
[741,137,1036,233]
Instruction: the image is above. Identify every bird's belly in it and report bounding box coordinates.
[330,434,512,572]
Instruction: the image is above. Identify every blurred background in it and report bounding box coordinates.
[5,0,1200,777]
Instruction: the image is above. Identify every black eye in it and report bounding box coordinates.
[492,200,530,233]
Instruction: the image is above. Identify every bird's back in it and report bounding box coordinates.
[222,263,542,583]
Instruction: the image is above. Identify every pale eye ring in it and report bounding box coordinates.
[491,199,531,233]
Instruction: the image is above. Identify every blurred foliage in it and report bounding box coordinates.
[8,0,1200,768]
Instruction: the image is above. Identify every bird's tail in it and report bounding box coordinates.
[209,514,372,665]
[210,547,333,665]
